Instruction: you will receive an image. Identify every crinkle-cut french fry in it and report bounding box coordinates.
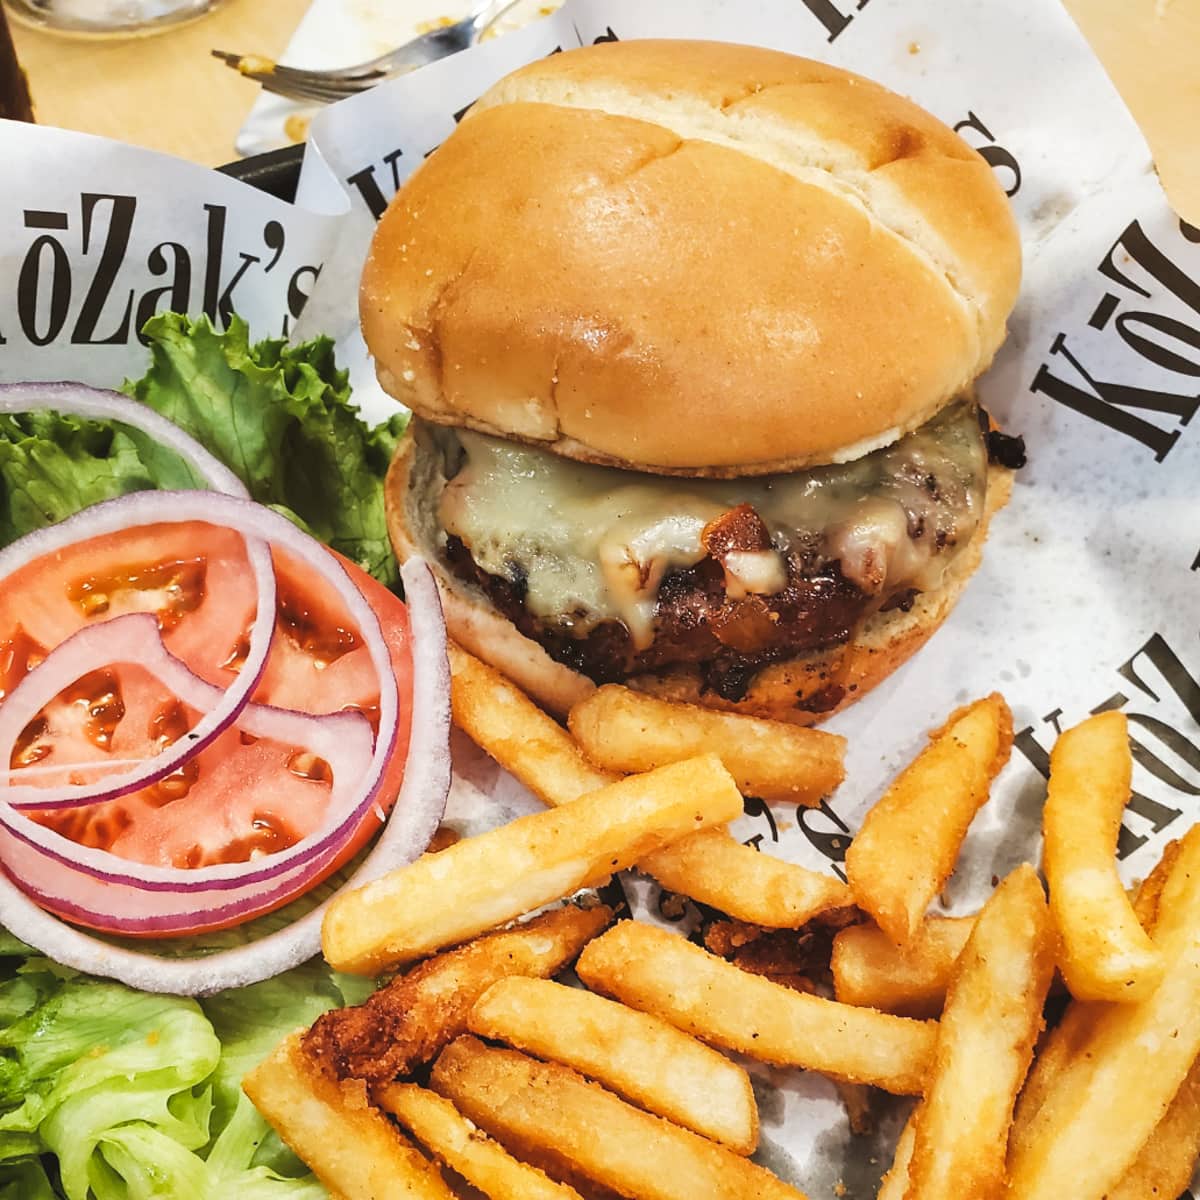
[242,1033,455,1200]
[576,921,935,1095]
[1043,711,1164,1002]
[845,694,1012,945]
[468,975,758,1153]
[431,1037,809,1200]
[638,827,854,929]
[906,865,1055,1200]
[831,916,975,1017]
[304,905,612,1081]
[377,1083,583,1200]
[1006,825,1200,1200]
[568,685,845,806]
[323,754,742,974]
[449,643,616,806]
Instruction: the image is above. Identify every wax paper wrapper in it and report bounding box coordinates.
[3,0,1200,1194]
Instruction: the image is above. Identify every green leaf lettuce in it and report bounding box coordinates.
[0,313,406,589]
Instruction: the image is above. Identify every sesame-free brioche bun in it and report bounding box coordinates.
[361,39,1021,477]
[385,429,1013,723]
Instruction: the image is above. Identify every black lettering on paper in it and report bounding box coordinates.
[952,111,1021,197]
[71,193,136,346]
[18,214,72,347]
[285,263,322,332]
[1014,632,1200,859]
[798,0,870,42]
[742,796,779,844]
[1029,332,1198,461]
[261,220,286,273]
[1032,218,1200,459]
[345,149,405,219]
[796,800,851,881]
[135,242,193,338]
[1100,220,1200,315]
[592,26,619,44]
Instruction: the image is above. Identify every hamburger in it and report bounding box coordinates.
[366,40,1023,723]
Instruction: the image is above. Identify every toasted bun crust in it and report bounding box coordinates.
[362,40,1021,476]
[385,429,1012,722]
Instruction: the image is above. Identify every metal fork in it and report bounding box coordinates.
[213,0,524,105]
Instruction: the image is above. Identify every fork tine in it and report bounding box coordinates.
[268,61,388,86]
[211,0,526,108]
[213,49,385,102]
[249,71,361,105]
[213,56,372,102]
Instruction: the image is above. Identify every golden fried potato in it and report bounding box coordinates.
[639,828,853,929]
[378,1084,582,1200]
[576,921,935,1095]
[569,685,845,806]
[844,694,1012,946]
[1043,711,1164,1001]
[1131,837,1182,931]
[305,905,612,1081]
[449,643,616,806]
[468,976,757,1153]
[831,916,975,1017]
[323,755,741,973]
[1006,825,1200,1200]
[448,645,849,930]
[1103,1056,1200,1200]
[242,1033,454,1200]
[906,865,1055,1200]
[431,1037,809,1200]
[876,1111,916,1200]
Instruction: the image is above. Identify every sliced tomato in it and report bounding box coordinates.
[1,522,412,933]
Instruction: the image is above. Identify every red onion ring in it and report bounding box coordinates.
[0,491,276,808]
[0,558,451,994]
[0,382,249,498]
[0,491,401,932]
[1,613,386,930]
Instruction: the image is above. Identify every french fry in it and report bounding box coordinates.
[831,916,975,1017]
[638,828,854,929]
[1043,711,1164,1001]
[844,694,1012,945]
[576,921,935,1095]
[1104,1056,1200,1200]
[1131,837,1182,931]
[1009,837,1180,1160]
[377,1084,582,1200]
[468,976,758,1153]
[304,905,612,1081]
[431,1037,809,1200]
[876,1111,916,1200]
[568,685,845,806]
[906,865,1055,1200]
[323,755,742,973]
[242,1033,455,1200]
[449,647,852,928]
[1006,824,1200,1200]
[449,643,616,806]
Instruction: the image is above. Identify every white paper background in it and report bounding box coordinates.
[3,1,1200,1194]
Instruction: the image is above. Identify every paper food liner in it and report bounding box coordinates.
[3,1,1200,1193]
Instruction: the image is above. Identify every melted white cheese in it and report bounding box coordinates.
[436,402,985,647]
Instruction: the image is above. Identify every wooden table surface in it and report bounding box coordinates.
[10,0,1200,221]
